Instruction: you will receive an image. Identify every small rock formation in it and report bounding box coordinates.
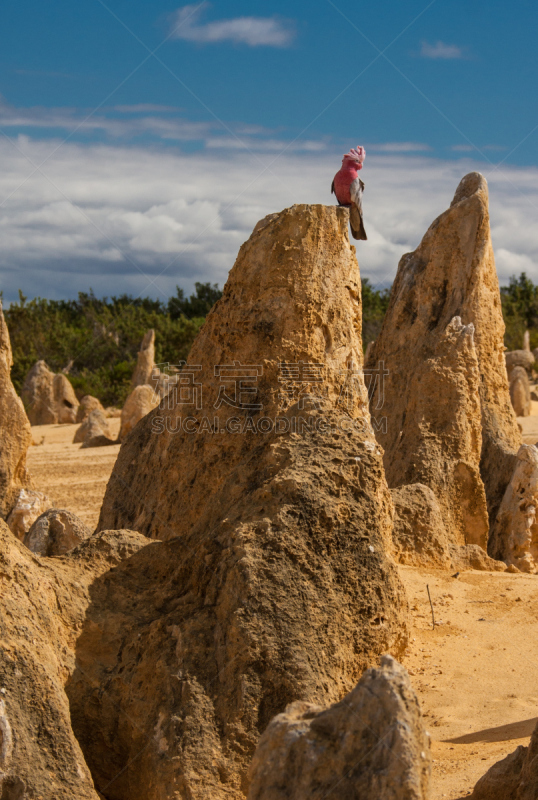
[392,484,507,572]
[6,488,52,540]
[510,366,532,417]
[451,543,507,572]
[53,372,79,423]
[376,314,488,549]
[368,172,521,539]
[523,330,531,352]
[22,360,79,424]
[488,444,538,572]
[391,484,453,568]
[76,395,105,423]
[119,384,160,441]
[506,350,535,379]
[74,205,409,799]
[247,655,431,800]
[24,508,92,556]
[470,717,538,799]
[21,360,56,424]
[74,409,116,448]
[131,329,155,388]
[0,519,149,800]
[0,301,32,519]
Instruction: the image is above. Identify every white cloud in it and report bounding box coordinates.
[205,136,326,152]
[113,104,182,113]
[0,138,537,305]
[367,142,431,153]
[420,40,465,60]
[169,4,295,47]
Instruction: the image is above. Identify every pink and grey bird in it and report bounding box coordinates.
[331,146,367,240]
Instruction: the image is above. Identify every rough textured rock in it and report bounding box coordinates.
[391,484,506,571]
[74,409,116,447]
[22,360,79,424]
[0,519,150,800]
[451,544,507,572]
[76,204,410,800]
[76,394,105,423]
[368,172,521,533]
[53,372,79,423]
[510,366,531,417]
[470,718,538,799]
[131,329,155,388]
[391,484,453,568]
[375,314,488,549]
[119,384,160,441]
[24,508,92,556]
[246,655,430,800]
[21,360,56,425]
[489,445,538,572]
[6,488,53,539]
[0,302,32,519]
[506,349,535,377]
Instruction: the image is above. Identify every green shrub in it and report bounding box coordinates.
[4,286,211,408]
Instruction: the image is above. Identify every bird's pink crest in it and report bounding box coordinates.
[342,145,365,169]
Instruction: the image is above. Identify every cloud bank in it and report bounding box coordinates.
[169,4,295,48]
[420,40,466,60]
[0,137,537,304]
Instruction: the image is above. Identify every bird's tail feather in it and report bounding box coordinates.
[350,205,367,240]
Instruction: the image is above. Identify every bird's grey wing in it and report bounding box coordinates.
[331,179,335,195]
[349,177,364,212]
[349,178,367,240]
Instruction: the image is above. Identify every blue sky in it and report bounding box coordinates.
[1,0,538,301]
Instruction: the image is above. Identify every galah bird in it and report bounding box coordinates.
[331,146,367,240]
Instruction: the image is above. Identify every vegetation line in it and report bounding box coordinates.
[2,272,535,407]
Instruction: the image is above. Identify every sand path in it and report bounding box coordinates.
[27,420,120,529]
[25,421,538,799]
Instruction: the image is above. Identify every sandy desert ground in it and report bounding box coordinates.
[27,420,121,529]
[26,417,538,800]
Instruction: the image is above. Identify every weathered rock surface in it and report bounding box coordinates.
[368,172,521,536]
[131,329,155,388]
[53,372,79,423]
[489,444,538,572]
[510,366,531,417]
[391,484,453,568]
[76,205,409,799]
[24,508,92,556]
[506,349,535,377]
[470,717,538,799]
[76,394,105,423]
[21,360,56,425]
[391,484,506,571]
[6,487,53,539]
[451,544,507,572]
[374,314,488,549]
[22,360,79,424]
[0,519,150,800]
[0,302,32,519]
[119,384,160,441]
[74,409,116,448]
[246,655,431,800]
